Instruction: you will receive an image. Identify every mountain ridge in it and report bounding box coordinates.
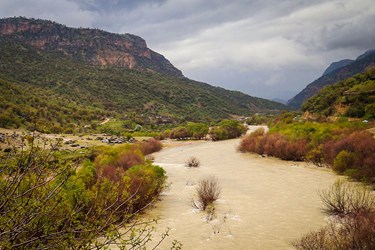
[0,17,183,77]
[287,50,375,109]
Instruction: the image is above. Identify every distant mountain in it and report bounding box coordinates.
[356,49,375,61]
[287,50,375,109]
[0,17,287,132]
[0,17,183,77]
[271,98,287,105]
[322,59,353,76]
[302,66,375,119]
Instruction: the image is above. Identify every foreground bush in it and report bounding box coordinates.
[319,181,375,216]
[293,181,375,250]
[192,176,221,211]
[0,139,166,249]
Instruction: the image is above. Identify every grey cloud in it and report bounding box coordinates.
[68,0,167,12]
[320,17,375,51]
[1,0,374,100]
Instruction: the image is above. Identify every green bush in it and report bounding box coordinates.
[209,126,229,141]
[0,140,165,249]
[333,150,355,174]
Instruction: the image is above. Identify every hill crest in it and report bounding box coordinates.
[0,17,183,77]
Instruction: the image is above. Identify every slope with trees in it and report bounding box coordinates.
[288,50,375,109]
[0,18,287,133]
[302,66,375,119]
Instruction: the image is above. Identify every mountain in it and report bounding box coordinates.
[0,17,287,133]
[302,66,375,119]
[322,59,353,76]
[287,50,375,109]
[0,17,182,77]
[271,98,287,105]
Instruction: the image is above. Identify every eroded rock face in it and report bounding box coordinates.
[0,17,183,77]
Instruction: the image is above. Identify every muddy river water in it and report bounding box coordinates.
[145,126,339,249]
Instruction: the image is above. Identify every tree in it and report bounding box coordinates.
[169,126,191,140]
[186,122,209,139]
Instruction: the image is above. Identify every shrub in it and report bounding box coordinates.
[322,131,375,182]
[186,122,209,139]
[138,138,162,155]
[169,127,191,140]
[185,157,200,167]
[319,181,374,217]
[333,150,355,174]
[193,176,221,211]
[294,181,375,250]
[115,150,144,171]
[209,126,229,141]
[0,139,167,249]
[238,128,265,154]
[239,130,309,161]
[218,119,247,138]
[125,164,166,211]
[293,213,375,250]
[305,146,325,167]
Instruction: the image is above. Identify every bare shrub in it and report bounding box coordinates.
[185,157,200,168]
[294,181,375,250]
[293,212,375,250]
[320,180,375,216]
[192,176,221,211]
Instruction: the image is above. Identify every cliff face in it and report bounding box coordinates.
[0,17,183,77]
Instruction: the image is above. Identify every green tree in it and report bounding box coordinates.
[186,122,209,139]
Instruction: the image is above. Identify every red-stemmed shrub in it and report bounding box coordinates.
[240,131,309,161]
[101,165,124,182]
[138,138,162,155]
[322,131,375,182]
[115,151,144,170]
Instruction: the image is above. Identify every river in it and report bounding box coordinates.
[145,126,339,249]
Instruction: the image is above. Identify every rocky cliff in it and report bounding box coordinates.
[0,17,183,77]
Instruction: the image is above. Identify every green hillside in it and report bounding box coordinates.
[288,50,375,109]
[0,36,286,133]
[302,66,375,119]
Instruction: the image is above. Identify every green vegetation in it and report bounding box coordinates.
[302,66,375,119]
[169,122,209,140]
[209,119,247,141]
[288,50,375,109]
[0,137,166,248]
[239,118,375,184]
[0,33,286,133]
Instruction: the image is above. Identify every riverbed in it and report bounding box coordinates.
[145,127,338,249]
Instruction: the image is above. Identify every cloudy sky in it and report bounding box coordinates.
[1,0,375,100]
